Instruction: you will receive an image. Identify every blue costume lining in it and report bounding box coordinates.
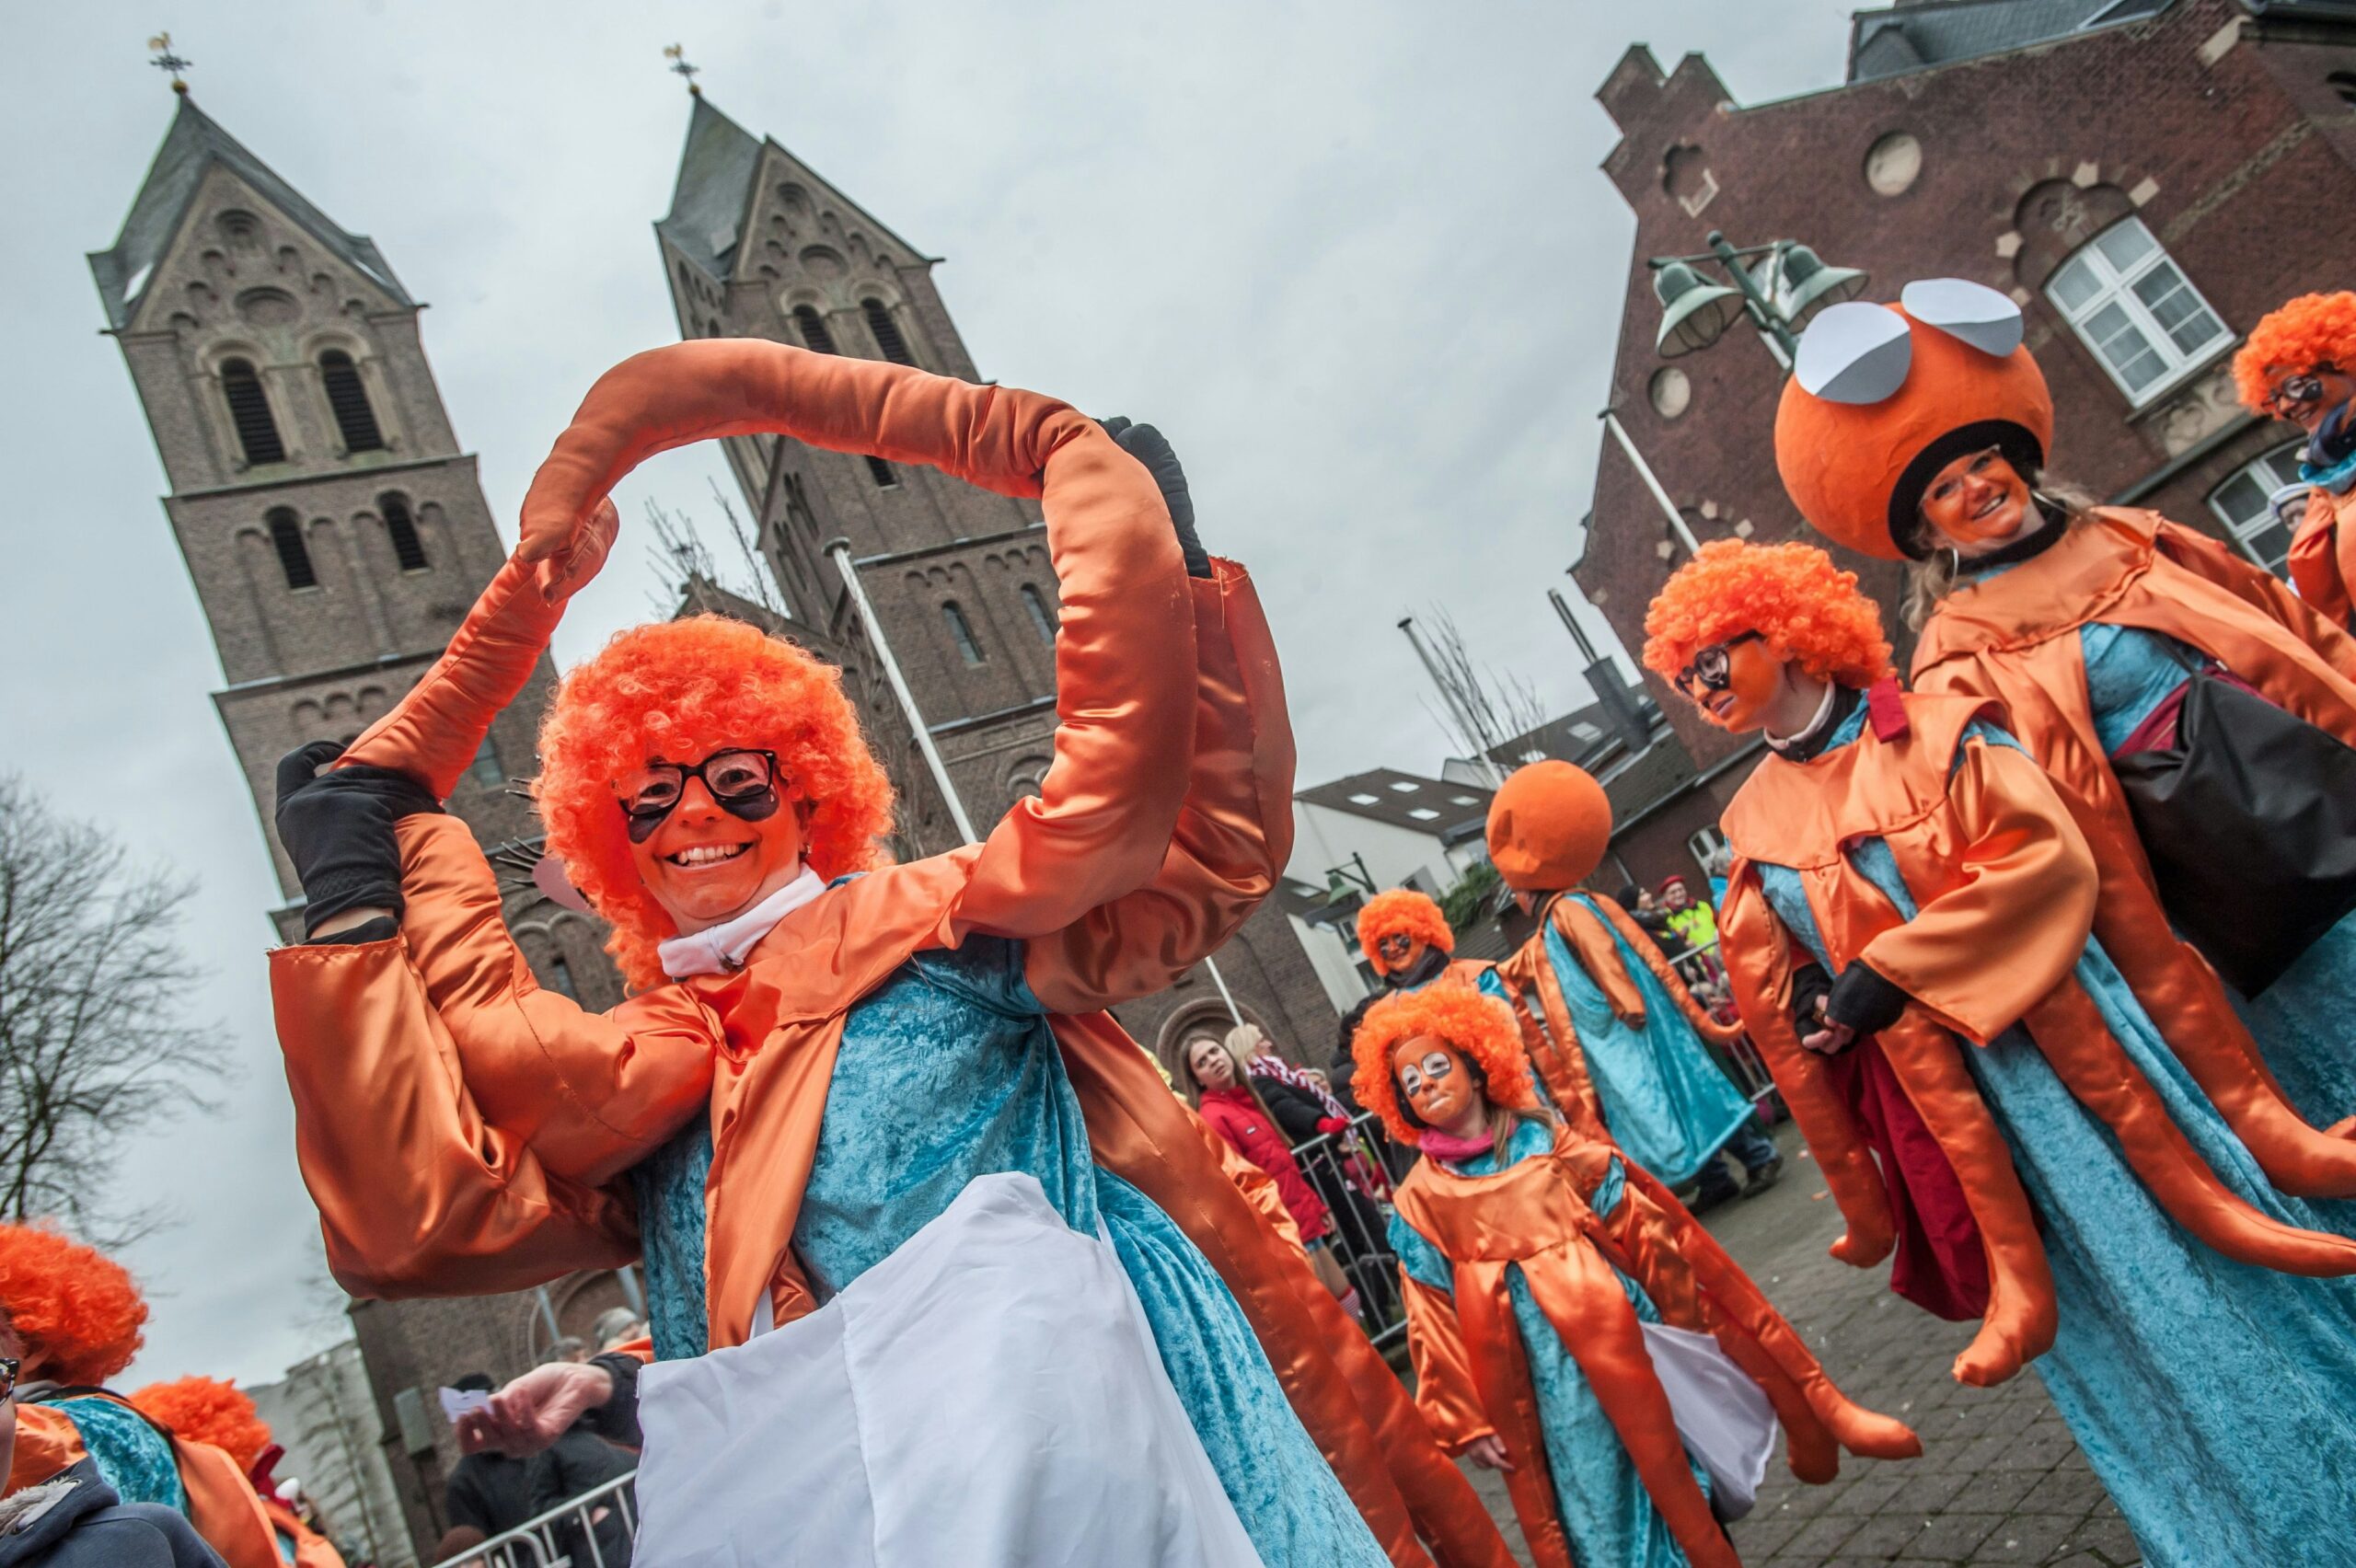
[45,1397,185,1515]
[630,930,1386,1568]
[1478,896,1755,1186]
[1392,1119,1705,1568]
[1751,705,2356,1567]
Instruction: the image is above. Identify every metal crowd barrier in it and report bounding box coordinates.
[1288,1111,1410,1349]
[433,1469,637,1568]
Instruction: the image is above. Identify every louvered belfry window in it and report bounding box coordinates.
[268,507,318,589]
[319,351,386,452]
[221,359,285,465]
[793,305,838,355]
[381,492,429,571]
[862,298,915,365]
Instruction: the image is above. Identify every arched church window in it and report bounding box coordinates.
[1020,584,1057,643]
[379,491,429,571]
[2044,217,2229,407]
[221,359,285,466]
[942,601,984,664]
[268,507,318,590]
[319,351,386,453]
[793,305,838,355]
[862,298,915,365]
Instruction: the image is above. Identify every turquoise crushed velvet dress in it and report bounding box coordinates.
[1390,1118,1709,1568]
[630,931,1388,1568]
[1752,701,2356,1567]
[1477,898,1754,1185]
[40,1398,185,1513]
[2077,621,2356,1138]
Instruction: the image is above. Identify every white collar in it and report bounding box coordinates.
[657,864,827,980]
[1765,681,1839,752]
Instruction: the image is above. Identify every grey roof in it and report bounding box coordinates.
[1297,767,1494,838]
[658,95,938,282]
[1848,0,2171,83]
[88,96,410,331]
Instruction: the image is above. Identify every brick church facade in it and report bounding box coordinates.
[92,86,1334,1557]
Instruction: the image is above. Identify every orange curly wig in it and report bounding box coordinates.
[1350,985,1535,1147]
[1356,888,1454,973]
[131,1377,272,1468]
[2235,293,2356,413]
[0,1223,147,1386]
[1643,539,1894,696]
[537,615,896,989]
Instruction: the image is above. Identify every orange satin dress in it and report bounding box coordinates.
[2291,484,2356,630]
[1392,1122,1917,1568]
[1717,688,2356,1389]
[269,342,1509,1568]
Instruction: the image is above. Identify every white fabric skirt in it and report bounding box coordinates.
[631,1171,1265,1567]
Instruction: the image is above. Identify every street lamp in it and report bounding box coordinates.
[1648,232,1867,364]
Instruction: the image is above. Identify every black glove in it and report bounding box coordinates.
[1788,962,1834,1038]
[273,741,444,940]
[1823,960,1909,1038]
[1100,417,1211,579]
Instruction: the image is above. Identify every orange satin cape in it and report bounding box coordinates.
[4,1396,281,1568]
[1717,689,2356,1390]
[1392,1124,1919,1568]
[1912,507,2356,1179]
[2289,485,2356,630]
[1487,893,1743,1140]
[275,343,1510,1568]
[261,1495,346,1568]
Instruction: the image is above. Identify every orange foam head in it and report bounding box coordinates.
[1485,760,1611,894]
[1773,279,2054,560]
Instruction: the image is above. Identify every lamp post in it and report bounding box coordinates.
[1647,232,1867,366]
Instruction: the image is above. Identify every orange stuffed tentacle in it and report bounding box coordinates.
[2025,984,2356,1275]
[1511,947,1608,1138]
[1552,898,1647,1020]
[1587,896,1746,1048]
[1873,1015,2059,1386]
[1448,1264,1576,1568]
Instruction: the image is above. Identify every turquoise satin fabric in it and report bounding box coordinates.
[1754,712,2356,1568]
[1392,1119,1704,1568]
[47,1398,184,1514]
[1478,896,1752,1185]
[631,930,1386,1568]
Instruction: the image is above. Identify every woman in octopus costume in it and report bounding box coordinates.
[266,339,1513,1568]
[1356,887,1486,994]
[1779,277,2356,1163]
[1360,985,1916,1568]
[1644,536,2356,1566]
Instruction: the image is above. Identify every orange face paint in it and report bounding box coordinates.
[1695,637,1784,733]
[1393,1035,1483,1136]
[1919,447,2036,553]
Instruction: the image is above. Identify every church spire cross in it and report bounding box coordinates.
[147,31,192,94]
[663,42,702,97]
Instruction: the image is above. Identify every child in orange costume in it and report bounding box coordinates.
[1362,985,1915,1568]
[0,1227,279,1568]
[2237,291,2356,629]
[267,340,1511,1568]
[130,1379,344,1568]
[1646,538,2356,1567]
[1478,763,1780,1211]
[1786,280,2356,1164]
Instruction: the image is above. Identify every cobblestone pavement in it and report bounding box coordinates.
[1446,1126,2141,1567]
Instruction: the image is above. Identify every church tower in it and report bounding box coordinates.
[88,93,560,947]
[653,94,1343,1065]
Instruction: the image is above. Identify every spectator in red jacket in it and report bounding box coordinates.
[1184,1036,1352,1302]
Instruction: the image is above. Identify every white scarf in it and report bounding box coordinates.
[657,864,827,980]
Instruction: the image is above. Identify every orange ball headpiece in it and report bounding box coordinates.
[1773,279,2054,560]
[1356,887,1454,974]
[0,1223,148,1386]
[1643,539,1895,696]
[1485,761,1611,894]
[2235,292,2356,414]
[131,1377,273,1469]
[1349,984,1536,1147]
[536,615,896,990]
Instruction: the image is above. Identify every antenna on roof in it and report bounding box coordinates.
[148,31,192,94]
[664,42,702,97]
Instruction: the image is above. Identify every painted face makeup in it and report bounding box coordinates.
[1376,931,1426,975]
[625,750,807,932]
[1392,1035,1481,1134]
[1919,446,2035,554]
[2262,366,2356,432]
[1680,633,1784,733]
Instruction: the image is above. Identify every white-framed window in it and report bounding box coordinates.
[1686,824,1727,874]
[2045,217,2230,407]
[2206,441,2305,574]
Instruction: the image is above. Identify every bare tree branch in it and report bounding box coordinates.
[0,775,230,1246]
[1412,607,1553,784]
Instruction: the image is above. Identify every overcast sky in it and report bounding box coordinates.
[0,3,1853,1390]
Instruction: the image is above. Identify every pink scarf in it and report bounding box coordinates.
[1417,1128,1496,1164]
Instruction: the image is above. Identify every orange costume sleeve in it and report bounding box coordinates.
[2156,513,2356,683]
[1397,1274,1497,1456]
[2288,487,2354,631]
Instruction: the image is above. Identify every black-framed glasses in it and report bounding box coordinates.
[1675,631,1765,698]
[617,749,782,843]
[2264,370,2335,418]
[0,1355,18,1401]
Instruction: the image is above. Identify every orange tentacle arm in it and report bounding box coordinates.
[1552,896,1647,1022]
[1582,896,1746,1047]
[1447,1266,1576,1568]
[1398,1274,1499,1456]
[1491,946,1609,1138]
[1716,870,1896,1267]
[2157,514,2356,688]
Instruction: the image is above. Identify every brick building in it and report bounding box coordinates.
[95,85,1340,1560]
[1575,0,2356,870]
